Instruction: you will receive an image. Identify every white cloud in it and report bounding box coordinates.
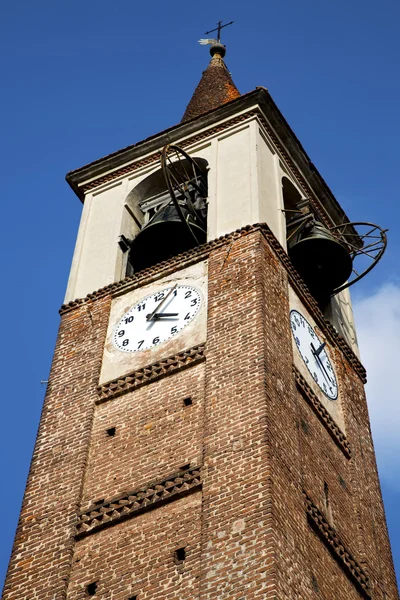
[353,283,400,488]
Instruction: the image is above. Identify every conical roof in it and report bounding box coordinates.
[181,44,240,123]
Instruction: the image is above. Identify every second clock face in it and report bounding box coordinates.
[290,309,338,400]
[113,284,202,352]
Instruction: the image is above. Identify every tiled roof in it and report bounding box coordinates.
[181,48,240,123]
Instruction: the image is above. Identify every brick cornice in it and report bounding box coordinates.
[304,492,371,597]
[293,367,351,458]
[60,223,366,383]
[76,467,201,538]
[260,226,367,383]
[96,344,205,403]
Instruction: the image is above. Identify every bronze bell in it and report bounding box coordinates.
[288,220,353,301]
[128,203,206,273]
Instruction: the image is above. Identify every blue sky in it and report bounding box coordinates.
[1,0,399,590]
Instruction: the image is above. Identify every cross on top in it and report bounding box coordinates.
[204,20,234,43]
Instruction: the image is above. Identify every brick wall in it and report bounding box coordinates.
[69,493,202,600]
[81,364,204,511]
[3,228,398,600]
[2,297,111,600]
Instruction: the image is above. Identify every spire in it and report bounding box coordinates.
[181,43,240,123]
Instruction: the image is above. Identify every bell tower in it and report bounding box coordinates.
[3,37,398,600]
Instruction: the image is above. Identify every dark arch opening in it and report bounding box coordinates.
[126,158,208,274]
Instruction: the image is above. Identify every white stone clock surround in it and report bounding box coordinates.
[99,261,208,385]
[289,286,345,432]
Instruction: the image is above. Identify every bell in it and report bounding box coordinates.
[128,203,206,273]
[288,220,353,301]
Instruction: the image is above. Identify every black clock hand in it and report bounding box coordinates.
[146,284,178,321]
[311,343,332,385]
[152,313,179,320]
[314,341,326,357]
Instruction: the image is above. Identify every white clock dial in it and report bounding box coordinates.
[290,309,338,400]
[113,284,202,352]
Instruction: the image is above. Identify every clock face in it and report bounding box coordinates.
[290,309,338,400]
[113,284,202,353]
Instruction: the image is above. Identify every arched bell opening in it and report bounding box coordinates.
[282,176,305,227]
[282,176,353,309]
[125,150,208,275]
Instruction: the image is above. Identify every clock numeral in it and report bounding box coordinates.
[185,291,192,299]
[299,315,305,327]
[155,292,165,302]
[173,289,177,296]
[190,298,198,306]
[171,326,178,334]
[291,321,297,331]
[117,330,125,337]
[313,372,318,382]
[304,356,309,365]
[295,336,301,347]
[184,313,191,321]
[308,325,315,338]
[323,382,328,393]
[124,316,134,324]
[137,340,144,349]
[153,336,160,345]
[294,315,300,326]
[137,303,146,311]
[122,339,129,347]
[326,362,332,372]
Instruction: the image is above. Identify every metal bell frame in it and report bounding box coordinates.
[286,211,387,297]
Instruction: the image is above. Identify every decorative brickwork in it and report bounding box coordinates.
[4,227,399,600]
[260,225,367,383]
[294,366,351,458]
[181,50,240,122]
[96,344,205,402]
[61,223,366,383]
[304,492,371,598]
[76,467,201,538]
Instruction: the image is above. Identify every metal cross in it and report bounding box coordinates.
[204,20,234,43]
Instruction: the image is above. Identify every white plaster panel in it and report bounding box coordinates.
[326,288,359,357]
[65,183,127,302]
[99,261,208,384]
[214,126,252,236]
[64,192,94,303]
[256,127,286,245]
[288,286,346,432]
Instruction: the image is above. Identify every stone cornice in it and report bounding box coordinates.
[96,344,205,403]
[304,492,371,597]
[81,111,256,194]
[72,104,352,234]
[293,367,351,458]
[66,89,353,236]
[76,466,201,538]
[60,224,366,383]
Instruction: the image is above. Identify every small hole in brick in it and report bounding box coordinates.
[128,596,138,600]
[183,396,193,406]
[94,498,104,506]
[300,419,309,434]
[339,475,347,489]
[86,581,98,596]
[311,574,319,592]
[174,547,186,563]
[106,426,116,437]
[180,464,190,471]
